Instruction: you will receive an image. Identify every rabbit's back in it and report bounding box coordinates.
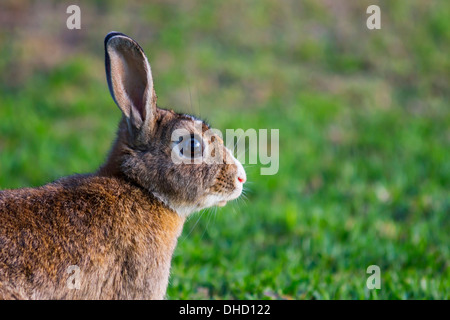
[0,175,184,299]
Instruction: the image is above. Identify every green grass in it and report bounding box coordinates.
[0,0,448,299]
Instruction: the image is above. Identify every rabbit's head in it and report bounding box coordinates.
[103,32,246,216]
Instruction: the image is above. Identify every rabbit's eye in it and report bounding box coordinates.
[179,134,203,159]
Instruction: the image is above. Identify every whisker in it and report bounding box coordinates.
[195,82,202,117]
[180,209,205,242]
[188,82,196,116]
[200,208,213,240]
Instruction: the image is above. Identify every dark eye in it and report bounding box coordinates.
[179,134,203,159]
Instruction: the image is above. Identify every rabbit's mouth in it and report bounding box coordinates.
[213,177,246,208]
[212,188,241,207]
[202,179,244,209]
[217,200,227,207]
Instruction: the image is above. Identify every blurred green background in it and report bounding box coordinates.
[0,0,448,299]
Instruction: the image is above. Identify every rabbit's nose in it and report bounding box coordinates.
[226,147,247,185]
[235,161,247,184]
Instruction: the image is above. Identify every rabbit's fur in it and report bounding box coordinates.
[0,32,246,299]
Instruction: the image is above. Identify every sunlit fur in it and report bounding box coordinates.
[0,32,245,299]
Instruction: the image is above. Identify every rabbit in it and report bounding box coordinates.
[0,32,246,300]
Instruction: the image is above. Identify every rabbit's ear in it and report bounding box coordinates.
[105,32,156,136]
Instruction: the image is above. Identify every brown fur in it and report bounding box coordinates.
[0,175,184,299]
[0,32,245,299]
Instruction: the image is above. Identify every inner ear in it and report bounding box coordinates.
[105,32,156,132]
[114,46,149,121]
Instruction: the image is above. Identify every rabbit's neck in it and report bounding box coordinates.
[65,176,186,299]
[107,181,185,299]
